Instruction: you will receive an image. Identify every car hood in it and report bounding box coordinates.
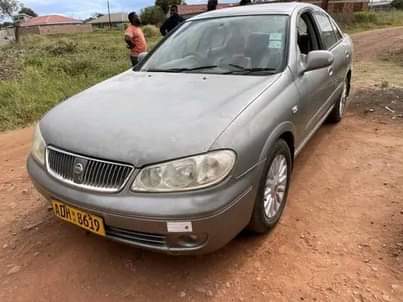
[41,70,279,167]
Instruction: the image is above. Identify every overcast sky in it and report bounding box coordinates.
[21,0,233,19]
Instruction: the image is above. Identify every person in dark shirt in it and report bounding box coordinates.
[160,5,184,36]
[207,0,218,11]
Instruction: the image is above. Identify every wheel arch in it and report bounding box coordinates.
[258,122,296,167]
[279,131,295,165]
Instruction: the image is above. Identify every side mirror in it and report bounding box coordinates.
[303,50,334,73]
[138,52,148,63]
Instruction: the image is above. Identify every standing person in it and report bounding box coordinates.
[240,0,251,5]
[160,5,184,36]
[207,0,218,11]
[124,12,147,66]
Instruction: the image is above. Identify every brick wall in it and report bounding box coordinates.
[39,24,92,35]
[19,24,92,36]
[18,26,40,36]
[307,0,369,13]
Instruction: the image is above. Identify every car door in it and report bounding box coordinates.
[293,11,335,143]
[329,16,351,89]
[312,11,346,112]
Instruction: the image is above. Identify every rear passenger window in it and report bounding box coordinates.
[313,13,338,49]
[331,20,343,41]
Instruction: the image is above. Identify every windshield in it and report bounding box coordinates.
[140,15,289,75]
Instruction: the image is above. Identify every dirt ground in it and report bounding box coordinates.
[0,28,402,302]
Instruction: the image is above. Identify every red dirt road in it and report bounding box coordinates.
[352,26,403,62]
[0,28,402,302]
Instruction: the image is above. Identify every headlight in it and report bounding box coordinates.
[132,150,236,192]
[31,124,46,166]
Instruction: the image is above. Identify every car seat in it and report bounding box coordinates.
[245,33,271,68]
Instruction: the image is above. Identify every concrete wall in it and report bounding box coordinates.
[19,24,92,36]
[0,28,16,46]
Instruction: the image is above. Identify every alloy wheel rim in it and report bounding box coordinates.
[263,154,288,219]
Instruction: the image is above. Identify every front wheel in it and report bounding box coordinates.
[248,139,292,233]
[327,77,349,123]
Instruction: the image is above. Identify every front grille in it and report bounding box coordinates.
[46,146,134,192]
[106,226,167,247]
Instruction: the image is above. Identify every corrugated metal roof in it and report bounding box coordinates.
[87,12,128,24]
[20,15,83,27]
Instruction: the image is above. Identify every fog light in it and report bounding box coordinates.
[176,233,208,248]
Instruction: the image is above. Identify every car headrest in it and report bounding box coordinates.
[298,34,310,55]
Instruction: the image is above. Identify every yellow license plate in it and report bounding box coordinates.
[52,201,106,236]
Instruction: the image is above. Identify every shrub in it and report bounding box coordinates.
[142,24,160,39]
[353,11,378,24]
[44,38,78,55]
[140,6,166,26]
[392,0,403,9]
[51,56,97,76]
[331,13,354,26]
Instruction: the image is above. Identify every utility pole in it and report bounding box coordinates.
[107,0,112,29]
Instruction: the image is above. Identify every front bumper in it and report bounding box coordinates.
[27,156,260,254]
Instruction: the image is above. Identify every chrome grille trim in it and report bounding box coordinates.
[46,146,134,193]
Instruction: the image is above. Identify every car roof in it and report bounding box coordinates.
[189,2,315,20]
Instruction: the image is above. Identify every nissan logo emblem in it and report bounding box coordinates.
[73,162,84,175]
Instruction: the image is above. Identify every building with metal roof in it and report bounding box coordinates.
[87,12,129,28]
[18,15,92,36]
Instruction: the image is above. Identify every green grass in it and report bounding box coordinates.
[335,10,403,33]
[0,29,161,131]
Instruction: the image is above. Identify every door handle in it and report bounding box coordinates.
[328,67,334,77]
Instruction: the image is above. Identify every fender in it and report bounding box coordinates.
[235,121,297,180]
[258,121,297,162]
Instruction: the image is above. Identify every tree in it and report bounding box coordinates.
[155,0,183,14]
[140,5,166,26]
[0,0,19,20]
[0,20,13,27]
[391,0,403,9]
[19,6,37,17]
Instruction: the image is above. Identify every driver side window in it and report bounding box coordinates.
[297,12,320,55]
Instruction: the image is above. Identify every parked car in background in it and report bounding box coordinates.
[27,3,353,254]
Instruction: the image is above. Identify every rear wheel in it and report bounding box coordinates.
[328,77,349,123]
[248,139,292,233]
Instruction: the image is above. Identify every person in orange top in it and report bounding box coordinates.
[125,12,147,66]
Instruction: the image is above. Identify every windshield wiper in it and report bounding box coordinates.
[145,65,218,73]
[224,64,277,75]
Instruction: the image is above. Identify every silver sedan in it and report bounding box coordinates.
[27,2,353,254]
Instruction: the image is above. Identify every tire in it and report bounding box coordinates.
[248,139,292,233]
[327,77,350,123]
